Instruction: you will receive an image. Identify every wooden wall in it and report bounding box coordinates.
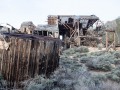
[0,34,60,88]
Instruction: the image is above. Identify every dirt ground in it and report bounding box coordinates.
[88,46,120,53]
[88,47,106,52]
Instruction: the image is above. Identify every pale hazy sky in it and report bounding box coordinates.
[0,0,119,28]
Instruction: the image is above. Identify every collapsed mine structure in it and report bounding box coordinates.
[47,15,100,48]
[0,15,101,88]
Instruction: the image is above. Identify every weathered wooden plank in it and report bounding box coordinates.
[0,33,60,88]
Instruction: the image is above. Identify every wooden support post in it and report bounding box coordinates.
[42,31,43,35]
[75,21,81,46]
[77,21,80,46]
[106,31,108,49]
[113,32,116,50]
[47,31,48,36]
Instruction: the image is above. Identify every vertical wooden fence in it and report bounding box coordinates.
[0,33,60,88]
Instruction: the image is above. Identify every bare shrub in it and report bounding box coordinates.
[80,56,95,63]
[63,46,89,56]
[86,53,115,71]
[106,66,120,83]
[113,51,120,59]
[0,73,7,90]
[74,46,89,53]
[23,49,120,90]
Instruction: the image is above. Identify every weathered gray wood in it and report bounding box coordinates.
[0,33,60,88]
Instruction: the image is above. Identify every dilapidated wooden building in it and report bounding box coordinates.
[0,33,60,88]
[33,25,59,38]
[48,15,99,48]
[20,21,35,34]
